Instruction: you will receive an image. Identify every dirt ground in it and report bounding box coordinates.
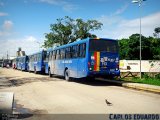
[0,68,160,116]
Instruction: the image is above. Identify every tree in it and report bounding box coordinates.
[153,27,160,38]
[149,36,160,59]
[119,34,156,60]
[43,16,103,48]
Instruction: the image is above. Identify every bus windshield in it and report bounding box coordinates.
[89,39,118,53]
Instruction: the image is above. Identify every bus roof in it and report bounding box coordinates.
[49,37,117,51]
[28,50,46,56]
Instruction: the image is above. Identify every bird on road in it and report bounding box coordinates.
[105,99,113,106]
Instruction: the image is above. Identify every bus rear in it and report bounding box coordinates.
[87,38,120,77]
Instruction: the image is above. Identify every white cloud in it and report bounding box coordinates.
[98,15,123,26]
[0,12,8,16]
[0,20,13,37]
[95,12,160,39]
[0,36,45,59]
[113,4,128,15]
[62,2,77,12]
[37,0,77,12]
[25,36,37,42]
[0,31,12,36]
[3,20,13,30]
[39,0,58,5]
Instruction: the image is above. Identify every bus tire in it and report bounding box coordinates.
[49,69,52,77]
[64,69,70,81]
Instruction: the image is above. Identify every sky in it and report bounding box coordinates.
[0,0,160,58]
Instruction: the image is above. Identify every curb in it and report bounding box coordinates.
[97,78,160,94]
[122,83,160,94]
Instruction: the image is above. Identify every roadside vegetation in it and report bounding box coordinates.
[121,73,160,86]
[119,33,160,60]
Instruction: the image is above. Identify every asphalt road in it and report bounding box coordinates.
[0,68,160,115]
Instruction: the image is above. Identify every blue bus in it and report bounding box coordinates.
[28,50,47,74]
[48,38,120,80]
[16,56,29,71]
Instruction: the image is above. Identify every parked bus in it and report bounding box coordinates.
[16,56,29,71]
[28,50,47,74]
[48,38,120,80]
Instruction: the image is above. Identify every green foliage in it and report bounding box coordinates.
[155,74,160,79]
[43,16,103,48]
[142,73,151,79]
[154,27,160,38]
[131,77,160,86]
[122,74,160,86]
[119,33,160,60]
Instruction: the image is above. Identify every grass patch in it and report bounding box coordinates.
[131,77,160,86]
[121,77,160,86]
[120,73,160,86]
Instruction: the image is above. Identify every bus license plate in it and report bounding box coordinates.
[110,69,115,71]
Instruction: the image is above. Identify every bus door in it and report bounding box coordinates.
[69,45,78,78]
[51,50,56,74]
[64,47,73,77]
[77,43,87,78]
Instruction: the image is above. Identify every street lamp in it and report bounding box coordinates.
[132,0,146,79]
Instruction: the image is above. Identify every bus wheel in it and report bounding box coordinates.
[49,69,52,77]
[64,69,70,81]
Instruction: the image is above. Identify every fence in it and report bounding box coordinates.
[120,60,160,73]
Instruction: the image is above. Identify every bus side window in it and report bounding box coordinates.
[31,56,33,62]
[36,54,37,61]
[56,50,60,60]
[48,52,51,61]
[33,55,35,62]
[55,50,57,60]
[46,52,49,62]
[43,51,47,60]
[61,49,65,59]
[59,50,61,59]
[79,43,86,58]
[40,53,42,61]
[37,54,39,61]
[72,45,78,58]
[37,53,41,61]
[53,50,56,60]
[65,47,71,59]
